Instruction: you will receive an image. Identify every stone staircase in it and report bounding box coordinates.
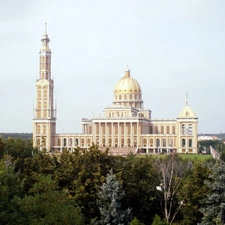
[98,146,137,156]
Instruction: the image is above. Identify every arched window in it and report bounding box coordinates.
[69,138,72,146]
[189,139,192,147]
[172,126,175,134]
[189,124,193,135]
[115,138,118,147]
[129,94,132,100]
[102,138,105,147]
[75,138,78,145]
[38,90,41,98]
[44,90,47,98]
[182,124,186,135]
[163,138,166,147]
[119,95,122,100]
[124,95,127,100]
[134,138,137,147]
[150,126,153,134]
[37,138,41,146]
[43,125,46,134]
[36,125,40,134]
[121,138,124,147]
[44,101,47,109]
[156,138,160,147]
[63,138,67,147]
[155,126,158,134]
[150,138,153,147]
[127,138,131,146]
[81,138,84,146]
[143,138,147,147]
[42,137,46,147]
[87,138,91,146]
[38,101,41,109]
[182,139,186,147]
[109,138,112,147]
[167,126,170,134]
[161,126,164,134]
[169,138,173,147]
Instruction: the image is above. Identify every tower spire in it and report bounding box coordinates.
[185,90,189,105]
[45,21,47,35]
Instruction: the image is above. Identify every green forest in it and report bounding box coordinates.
[0,136,225,225]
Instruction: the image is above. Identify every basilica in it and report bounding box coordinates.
[33,25,198,154]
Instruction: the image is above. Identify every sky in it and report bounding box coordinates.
[0,0,224,134]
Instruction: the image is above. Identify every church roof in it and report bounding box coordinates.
[178,93,197,118]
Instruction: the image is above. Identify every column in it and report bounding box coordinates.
[136,122,139,147]
[105,122,107,146]
[130,122,133,147]
[99,122,101,146]
[118,122,120,147]
[124,122,127,147]
[111,122,115,147]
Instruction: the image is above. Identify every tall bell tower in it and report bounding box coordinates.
[33,23,56,151]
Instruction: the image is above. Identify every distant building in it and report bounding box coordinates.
[198,136,219,141]
[33,25,198,154]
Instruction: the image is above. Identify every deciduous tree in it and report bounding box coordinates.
[156,154,191,224]
[177,160,211,225]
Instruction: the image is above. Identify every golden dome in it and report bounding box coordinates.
[114,70,142,94]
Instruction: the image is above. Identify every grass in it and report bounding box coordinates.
[137,153,212,161]
[178,154,212,161]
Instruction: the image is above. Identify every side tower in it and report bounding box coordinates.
[176,93,198,153]
[33,24,56,151]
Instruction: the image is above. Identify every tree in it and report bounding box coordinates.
[94,168,132,225]
[0,136,5,158]
[177,160,211,225]
[18,174,85,225]
[119,155,160,224]
[199,160,225,225]
[151,214,168,225]
[129,217,145,225]
[72,144,114,223]
[20,151,57,193]
[156,154,191,224]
